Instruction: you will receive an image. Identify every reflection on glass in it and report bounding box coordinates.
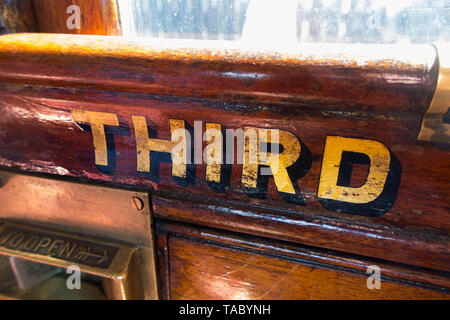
[119,0,250,40]
[119,0,450,44]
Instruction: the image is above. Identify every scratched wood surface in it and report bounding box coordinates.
[0,34,448,274]
[156,220,450,300]
[33,0,121,35]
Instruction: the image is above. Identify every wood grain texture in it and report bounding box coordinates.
[156,219,450,300]
[169,238,448,299]
[0,34,447,273]
[152,193,450,273]
[33,0,121,35]
[0,34,437,111]
[0,0,37,34]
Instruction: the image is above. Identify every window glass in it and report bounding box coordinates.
[119,0,450,44]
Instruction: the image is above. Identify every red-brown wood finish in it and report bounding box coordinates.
[33,0,121,35]
[155,219,450,300]
[0,34,448,274]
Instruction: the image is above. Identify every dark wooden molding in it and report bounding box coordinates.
[155,219,450,299]
[0,34,438,112]
[152,190,450,273]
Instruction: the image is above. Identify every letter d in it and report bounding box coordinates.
[318,136,401,217]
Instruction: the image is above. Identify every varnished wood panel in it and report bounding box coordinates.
[0,34,448,272]
[33,0,121,35]
[155,220,450,300]
[0,34,437,111]
[169,238,448,299]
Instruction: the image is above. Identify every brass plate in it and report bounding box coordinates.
[0,169,158,299]
[418,43,450,145]
[0,221,136,278]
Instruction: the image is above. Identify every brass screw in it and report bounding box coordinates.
[130,196,144,211]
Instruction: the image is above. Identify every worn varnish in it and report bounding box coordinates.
[0,34,437,110]
[156,220,449,299]
[0,34,448,290]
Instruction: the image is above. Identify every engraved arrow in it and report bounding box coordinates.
[75,247,109,264]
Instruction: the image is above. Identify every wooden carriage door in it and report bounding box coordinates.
[0,0,449,300]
